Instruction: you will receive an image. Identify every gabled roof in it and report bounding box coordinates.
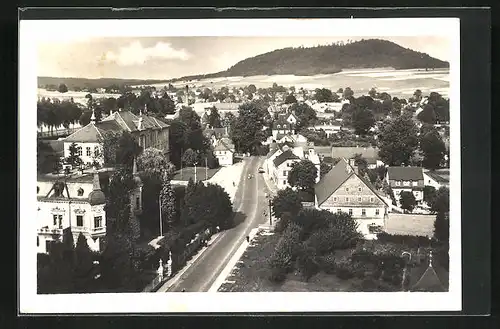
[64,123,103,143]
[387,166,424,181]
[266,144,281,159]
[95,120,123,134]
[101,110,169,132]
[315,159,388,207]
[411,265,446,292]
[273,150,300,167]
[214,139,234,152]
[315,159,353,206]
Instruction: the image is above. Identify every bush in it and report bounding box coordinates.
[268,223,302,282]
[295,243,320,280]
[274,211,292,233]
[317,253,336,274]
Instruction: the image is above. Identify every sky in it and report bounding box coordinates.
[38,36,451,80]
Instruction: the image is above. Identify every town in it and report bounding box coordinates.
[36,79,451,293]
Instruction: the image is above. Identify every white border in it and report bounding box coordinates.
[20,18,461,314]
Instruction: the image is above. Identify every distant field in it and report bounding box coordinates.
[152,68,450,99]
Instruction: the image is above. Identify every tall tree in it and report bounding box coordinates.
[290,102,317,130]
[137,147,175,181]
[429,187,449,213]
[284,94,297,104]
[230,101,270,154]
[287,160,318,190]
[272,187,303,219]
[105,167,136,235]
[65,142,83,167]
[159,174,176,231]
[433,211,449,243]
[343,87,354,99]
[72,233,94,291]
[58,83,68,93]
[314,88,339,102]
[417,104,437,124]
[182,148,198,167]
[207,107,222,128]
[378,113,419,166]
[351,106,375,135]
[420,129,446,170]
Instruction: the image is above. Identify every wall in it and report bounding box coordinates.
[215,150,234,166]
[274,159,299,189]
[320,206,385,236]
[63,142,102,166]
[423,173,443,190]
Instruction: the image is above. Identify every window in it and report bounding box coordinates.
[283,170,287,176]
[94,216,102,228]
[333,197,337,202]
[345,197,349,202]
[58,215,63,228]
[277,124,281,129]
[37,186,39,194]
[358,197,361,202]
[375,209,380,215]
[77,146,83,156]
[337,208,341,213]
[345,187,349,192]
[76,215,83,227]
[86,147,91,157]
[37,236,39,247]
[362,209,366,216]
[358,187,362,192]
[413,181,418,186]
[348,209,353,216]
[370,197,374,203]
[283,180,286,185]
[53,214,58,226]
[77,188,84,196]
[136,196,140,209]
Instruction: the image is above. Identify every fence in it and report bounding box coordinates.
[38,127,79,139]
[143,272,163,292]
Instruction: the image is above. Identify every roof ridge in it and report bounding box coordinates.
[63,122,93,141]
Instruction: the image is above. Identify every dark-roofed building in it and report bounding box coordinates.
[423,169,450,190]
[62,109,169,166]
[272,118,295,139]
[315,158,388,237]
[409,251,448,292]
[385,166,425,205]
[272,148,301,189]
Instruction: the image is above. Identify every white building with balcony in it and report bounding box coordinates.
[36,162,143,254]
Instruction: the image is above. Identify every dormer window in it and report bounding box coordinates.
[277,124,281,129]
[77,187,84,196]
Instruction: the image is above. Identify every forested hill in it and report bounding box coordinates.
[169,39,449,82]
[37,77,167,90]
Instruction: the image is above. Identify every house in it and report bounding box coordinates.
[265,144,283,176]
[63,109,170,167]
[272,119,295,139]
[272,148,301,189]
[269,145,321,189]
[213,138,235,166]
[311,102,344,113]
[423,169,450,190]
[279,112,299,125]
[385,166,425,204]
[365,157,386,169]
[275,133,308,147]
[308,122,343,137]
[314,158,388,237]
[36,161,143,254]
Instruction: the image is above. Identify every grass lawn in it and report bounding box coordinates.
[171,166,221,182]
[218,231,364,292]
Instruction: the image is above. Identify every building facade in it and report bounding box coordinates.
[386,166,425,204]
[315,159,388,237]
[63,109,170,167]
[213,138,235,166]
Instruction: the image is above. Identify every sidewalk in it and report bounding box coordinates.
[262,167,279,196]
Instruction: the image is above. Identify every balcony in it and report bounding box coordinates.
[37,227,63,235]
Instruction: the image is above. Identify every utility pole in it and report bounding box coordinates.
[205,157,208,180]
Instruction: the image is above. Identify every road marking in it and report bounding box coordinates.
[199,157,261,291]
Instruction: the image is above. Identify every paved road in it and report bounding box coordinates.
[165,156,271,292]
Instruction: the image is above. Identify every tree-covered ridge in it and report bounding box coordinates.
[168,39,449,82]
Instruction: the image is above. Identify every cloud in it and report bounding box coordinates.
[103,41,191,66]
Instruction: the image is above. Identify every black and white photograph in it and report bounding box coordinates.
[19,17,461,313]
